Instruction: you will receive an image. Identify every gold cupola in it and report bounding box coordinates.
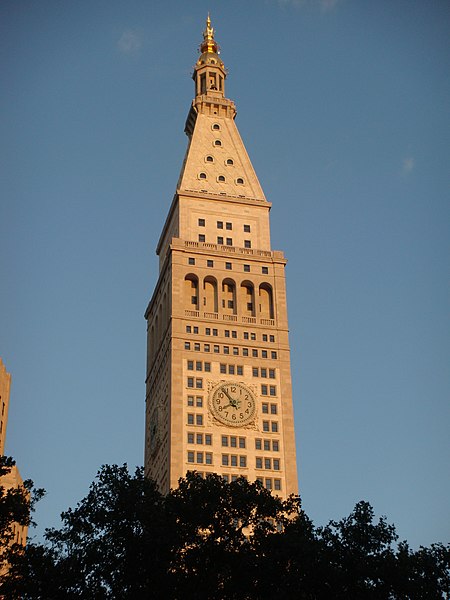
[193,15,227,98]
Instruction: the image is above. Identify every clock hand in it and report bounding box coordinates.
[221,387,233,401]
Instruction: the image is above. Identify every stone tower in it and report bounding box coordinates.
[144,17,298,497]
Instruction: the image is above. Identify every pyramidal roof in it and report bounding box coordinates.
[176,17,266,204]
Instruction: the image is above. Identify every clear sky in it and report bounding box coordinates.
[1,0,449,549]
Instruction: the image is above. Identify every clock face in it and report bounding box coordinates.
[209,381,256,427]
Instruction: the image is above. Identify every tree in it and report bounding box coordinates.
[1,465,449,599]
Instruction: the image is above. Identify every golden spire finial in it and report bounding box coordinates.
[201,13,218,54]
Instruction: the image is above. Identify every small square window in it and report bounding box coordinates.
[261,368,267,378]
[222,436,228,447]
[232,331,237,338]
[237,366,243,375]
[231,455,238,467]
[188,257,195,265]
[204,344,210,352]
[243,348,249,357]
[213,329,218,336]
[262,267,269,274]
[217,221,223,229]
[186,326,192,333]
[217,236,224,245]
[269,369,276,379]
[199,234,206,242]
[270,335,275,342]
[271,351,277,359]
[244,240,251,248]
[214,345,220,353]
[252,349,258,358]
[206,328,211,335]
[207,260,214,268]
[255,439,262,450]
[262,350,268,359]
[251,333,256,340]
[198,218,205,227]
[225,262,232,270]
[265,479,272,490]
[262,334,268,342]
[226,222,232,230]
[196,452,204,464]
[244,332,249,340]
[205,452,212,465]
[270,386,276,396]
[244,224,251,233]
[233,347,239,355]
[191,296,197,305]
[185,342,191,350]
[226,238,232,246]
[244,264,250,272]
[193,327,199,334]
[194,343,200,351]
[224,346,230,355]
[225,330,230,337]
[274,479,281,491]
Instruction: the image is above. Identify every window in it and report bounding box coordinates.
[206,155,214,162]
[198,218,205,226]
[262,334,268,342]
[261,368,267,378]
[251,333,256,340]
[263,421,270,432]
[217,236,224,244]
[244,264,250,272]
[187,361,194,371]
[262,267,269,274]
[231,455,238,467]
[252,349,258,358]
[230,437,237,448]
[264,440,270,451]
[274,479,281,491]
[214,139,222,146]
[212,123,220,130]
[187,377,194,388]
[196,378,203,389]
[265,458,271,470]
[273,459,280,471]
[218,175,226,182]
[217,221,223,229]
[196,397,203,407]
[262,350,268,358]
[224,346,230,355]
[189,257,195,265]
[226,238,232,246]
[244,240,251,248]
[262,403,269,414]
[237,178,244,184]
[188,414,194,425]
[204,344,210,352]
[226,158,234,165]
[269,369,276,379]
[232,330,237,338]
[206,328,211,335]
[244,224,251,232]
[222,455,229,466]
[225,262,232,270]
[205,434,212,445]
[199,172,207,179]
[270,404,277,414]
[197,452,204,464]
[272,441,279,452]
[261,385,268,396]
[243,348,249,357]
[271,351,278,359]
[195,361,202,371]
[187,433,194,444]
[252,367,259,377]
[220,364,226,374]
[229,365,235,375]
[237,366,243,375]
[265,479,272,490]
[185,342,191,350]
[205,453,212,465]
[255,439,262,450]
[207,260,214,267]
[270,386,276,396]
[223,474,229,483]
[239,437,246,448]
[194,343,200,351]
[256,458,263,469]
[213,329,218,336]
[199,234,205,242]
[204,362,211,372]
[222,436,228,447]
[187,396,194,406]
[196,433,203,445]
[196,414,203,426]
[226,222,232,230]
[271,422,278,433]
[188,451,195,463]
[244,332,249,340]
[256,477,264,485]
[191,296,197,305]
[214,345,220,353]
[270,335,275,342]
[240,456,247,467]
[186,326,192,333]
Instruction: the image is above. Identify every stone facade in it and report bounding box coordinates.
[144,18,298,498]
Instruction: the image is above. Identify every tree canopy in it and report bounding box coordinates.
[1,464,449,599]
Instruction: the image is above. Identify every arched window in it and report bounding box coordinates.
[214,140,222,147]
[236,177,244,184]
[199,172,207,179]
[222,278,236,315]
[259,283,274,319]
[226,158,234,165]
[212,123,220,130]
[206,155,214,162]
[203,277,218,313]
[218,175,226,182]
[185,275,199,310]
[240,281,255,317]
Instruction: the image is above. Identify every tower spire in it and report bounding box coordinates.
[201,13,218,54]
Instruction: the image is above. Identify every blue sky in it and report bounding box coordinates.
[1,0,449,548]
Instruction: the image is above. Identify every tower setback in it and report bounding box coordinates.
[144,17,298,498]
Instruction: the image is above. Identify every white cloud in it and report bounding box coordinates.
[402,157,415,174]
[118,30,142,56]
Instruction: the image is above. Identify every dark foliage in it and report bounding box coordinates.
[1,465,449,599]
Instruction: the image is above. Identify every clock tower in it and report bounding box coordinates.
[144,17,298,498]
